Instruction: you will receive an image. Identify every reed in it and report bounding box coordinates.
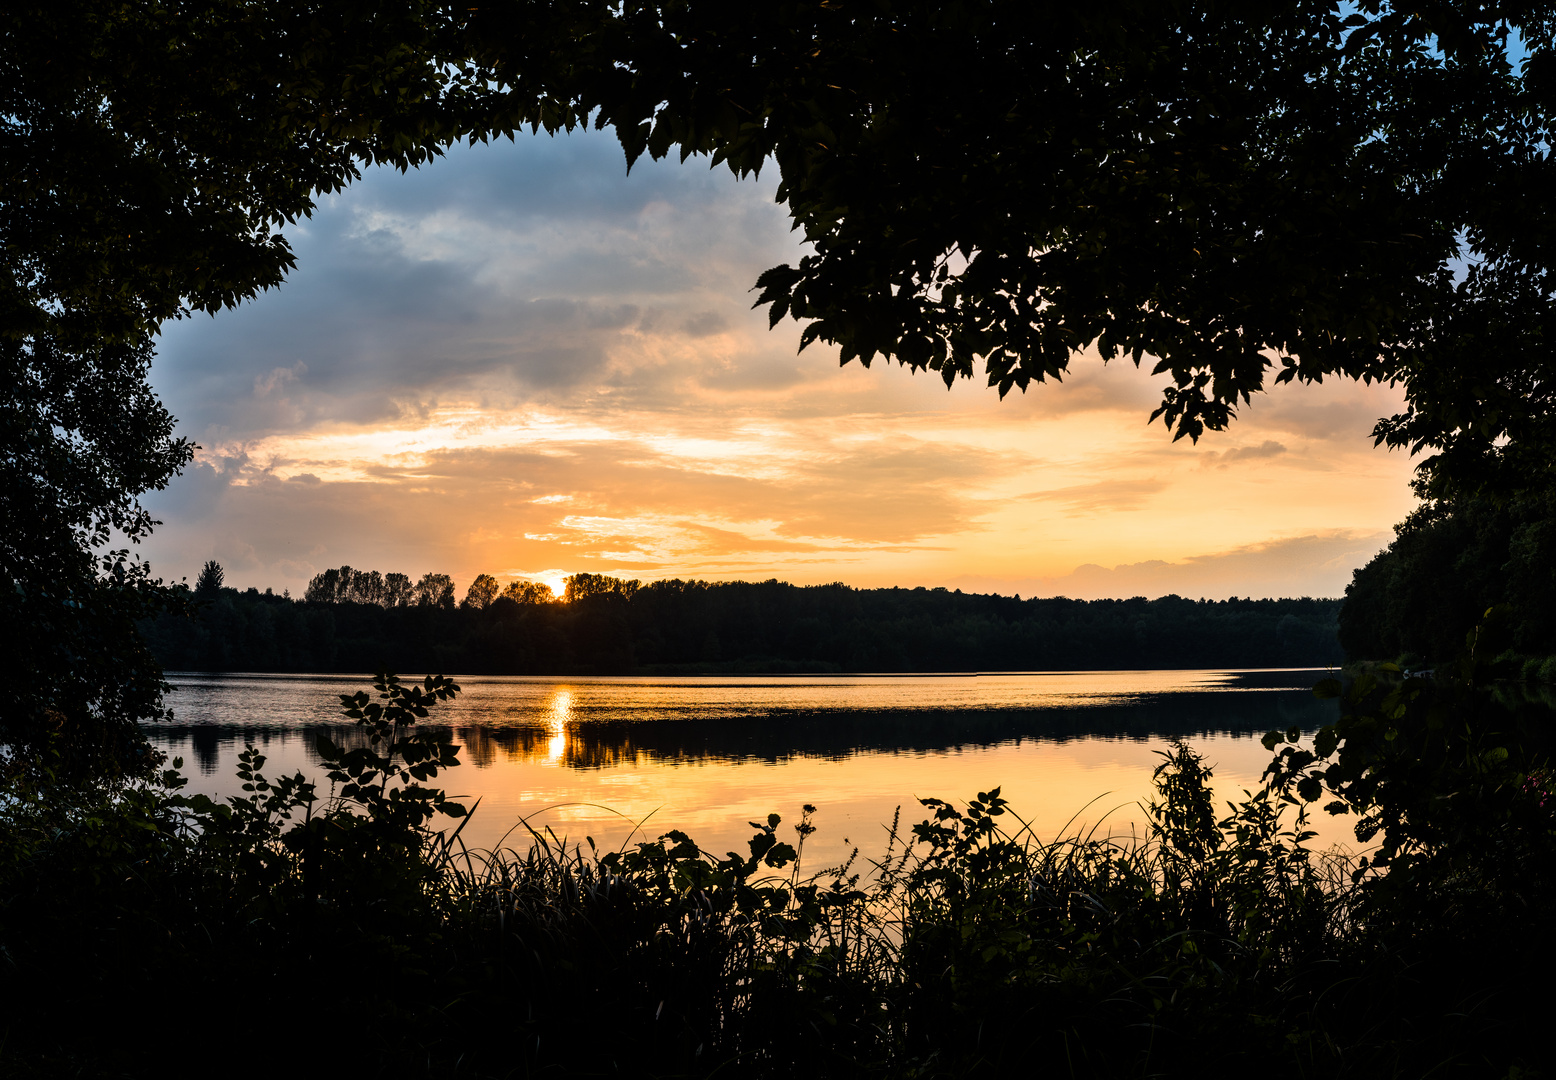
[1,674,1547,1079]
[400,742,1362,1076]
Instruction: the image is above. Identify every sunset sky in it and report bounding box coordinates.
[141,128,1420,602]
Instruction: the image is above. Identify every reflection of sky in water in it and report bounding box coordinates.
[148,670,1351,866]
[158,669,1323,728]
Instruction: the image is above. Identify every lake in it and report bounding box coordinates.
[150,669,1349,868]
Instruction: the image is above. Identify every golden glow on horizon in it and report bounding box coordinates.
[521,570,569,598]
[186,366,1418,601]
[146,133,1426,604]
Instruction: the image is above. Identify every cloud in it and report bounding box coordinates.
[137,129,1422,602]
[946,531,1392,601]
[385,430,1002,546]
[152,130,803,442]
[139,420,1006,593]
[686,524,826,554]
[681,311,728,338]
[1025,478,1169,513]
[1237,377,1404,443]
[1202,440,1288,468]
[254,361,306,398]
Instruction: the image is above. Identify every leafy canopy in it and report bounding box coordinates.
[459,0,1555,496]
[2,0,488,771]
[7,1,1555,771]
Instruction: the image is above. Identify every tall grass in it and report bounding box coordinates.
[1,674,1548,1078]
[402,744,1364,1077]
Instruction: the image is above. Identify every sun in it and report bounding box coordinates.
[515,568,569,601]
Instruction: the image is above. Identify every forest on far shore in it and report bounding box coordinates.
[142,568,1344,675]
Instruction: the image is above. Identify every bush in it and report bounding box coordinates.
[3,673,1550,1078]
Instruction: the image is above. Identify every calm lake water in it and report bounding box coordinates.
[150,669,1348,867]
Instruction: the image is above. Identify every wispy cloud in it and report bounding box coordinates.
[1201,440,1288,468]
[141,129,1420,599]
[1026,478,1170,513]
[948,531,1393,602]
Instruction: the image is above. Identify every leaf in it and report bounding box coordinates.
[1314,726,1340,758]
[766,294,790,328]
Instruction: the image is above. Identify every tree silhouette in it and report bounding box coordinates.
[141,571,1346,674]
[503,579,555,604]
[349,569,386,606]
[3,2,478,773]
[305,568,343,604]
[1339,490,1556,664]
[564,574,640,603]
[464,574,500,609]
[414,573,457,609]
[384,572,415,607]
[195,560,225,597]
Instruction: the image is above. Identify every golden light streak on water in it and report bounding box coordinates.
[153,671,1366,865]
[546,688,574,763]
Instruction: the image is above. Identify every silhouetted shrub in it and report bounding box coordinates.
[3,673,1548,1078]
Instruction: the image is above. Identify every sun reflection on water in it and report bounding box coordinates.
[546,688,573,763]
[155,670,1355,862]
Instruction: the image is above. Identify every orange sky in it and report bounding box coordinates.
[143,130,1418,600]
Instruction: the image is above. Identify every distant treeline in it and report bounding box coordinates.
[143,568,1343,674]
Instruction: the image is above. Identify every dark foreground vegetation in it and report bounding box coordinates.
[4,667,1551,1079]
[144,568,1344,674]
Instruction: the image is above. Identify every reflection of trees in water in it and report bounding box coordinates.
[148,690,1340,771]
[1491,681,1556,712]
[156,723,302,775]
[459,725,654,770]
[189,725,222,774]
[499,692,1340,767]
